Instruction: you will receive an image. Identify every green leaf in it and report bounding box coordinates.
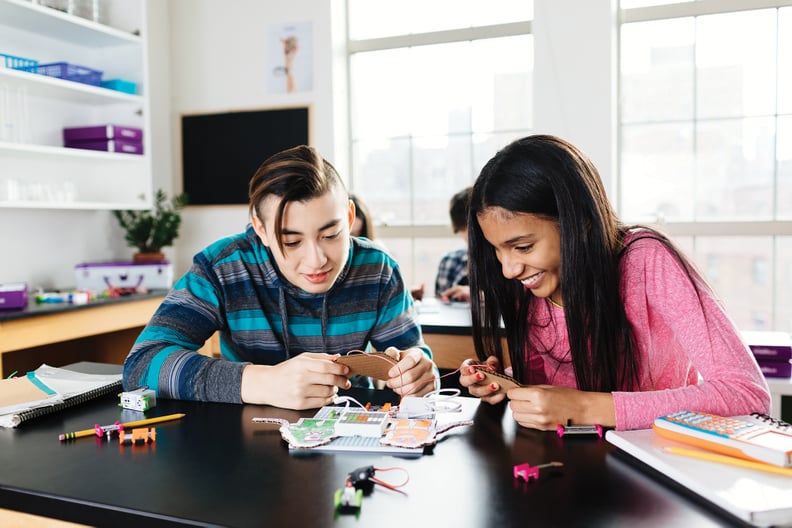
[112,190,188,253]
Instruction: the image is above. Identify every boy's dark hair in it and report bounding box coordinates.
[248,145,346,254]
[449,186,472,233]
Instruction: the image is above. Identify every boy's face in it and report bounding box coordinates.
[253,186,355,294]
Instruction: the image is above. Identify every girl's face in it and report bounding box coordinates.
[252,186,354,294]
[477,206,563,305]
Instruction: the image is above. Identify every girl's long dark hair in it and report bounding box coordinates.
[469,135,644,391]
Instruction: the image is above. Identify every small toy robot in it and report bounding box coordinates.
[334,483,363,514]
[119,387,156,412]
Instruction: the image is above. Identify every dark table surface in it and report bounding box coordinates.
[0,386,750,528]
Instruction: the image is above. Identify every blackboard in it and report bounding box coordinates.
[181,106,310,205]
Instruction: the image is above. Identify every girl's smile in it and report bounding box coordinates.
[477,207,563,304]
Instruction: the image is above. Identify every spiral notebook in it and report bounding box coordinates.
[0,364,122,428]
[606,413,792,527]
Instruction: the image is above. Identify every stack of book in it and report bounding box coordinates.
[742,331,792,379]
[63,124,144,155]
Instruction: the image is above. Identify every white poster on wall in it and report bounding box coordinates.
[267,21,314,94]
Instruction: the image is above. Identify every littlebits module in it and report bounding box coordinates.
[119,387,156,411]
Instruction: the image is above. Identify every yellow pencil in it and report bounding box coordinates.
[663,446,792,477]
[59,413,185,441]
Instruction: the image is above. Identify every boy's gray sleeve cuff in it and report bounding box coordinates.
[197,359,249,403]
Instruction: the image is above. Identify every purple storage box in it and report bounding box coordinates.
[751,345,792,361]
[65,139,143,155]
[0,282,28,310]
[743,331,792,361]
[63,125,143,143]
[757,359,792,379]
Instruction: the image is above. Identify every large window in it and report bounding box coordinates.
[620,0,792,330]
[346,0,792,332]
[346,0,533,296]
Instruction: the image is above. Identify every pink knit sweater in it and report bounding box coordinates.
[521,233,770,431]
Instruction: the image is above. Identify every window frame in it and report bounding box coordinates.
[618,0,792,331]
[344,7,534,290]
[619,0,792,234]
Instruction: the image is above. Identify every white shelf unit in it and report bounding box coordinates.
[0,0,151,210]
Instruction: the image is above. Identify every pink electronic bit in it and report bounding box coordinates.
[94,420,123,440]
[513,461,564,481]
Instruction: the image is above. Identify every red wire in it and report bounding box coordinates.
[371,466,410,490]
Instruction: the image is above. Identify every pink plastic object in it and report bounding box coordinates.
[94,421,123,439]
[513,463,540,482]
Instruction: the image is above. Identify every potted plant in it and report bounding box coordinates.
[113,189,188,263]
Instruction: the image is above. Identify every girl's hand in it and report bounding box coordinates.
[383,347,437,397]
[507,385,616,430]
[240,352,350,410]
[459,356,506,404]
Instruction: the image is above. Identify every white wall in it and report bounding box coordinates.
[0,208,124,290]
[166,0,343,277]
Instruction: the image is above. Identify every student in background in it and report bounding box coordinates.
[459,135,770,431]
[124,145,437,410]
[351,192,426,300]
[350,194,376,240]
[435,186,472,302]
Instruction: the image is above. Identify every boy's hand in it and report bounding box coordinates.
[383,346,436,396]
[240,353,350,410]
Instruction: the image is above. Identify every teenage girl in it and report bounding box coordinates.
[459,135,770,431]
